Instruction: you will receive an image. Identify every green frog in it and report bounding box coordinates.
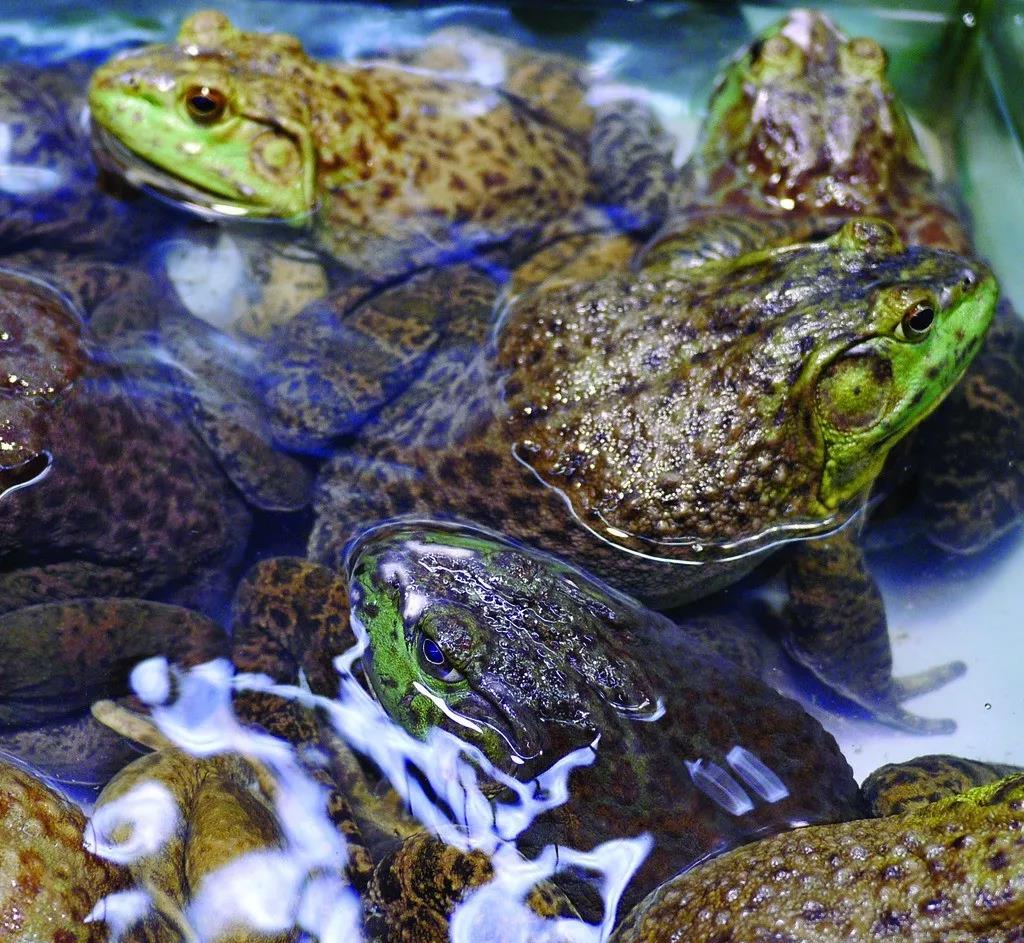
[225,525,1022,937]
[86,11,609,279]
[230,521,864,922]
[284,217,995,733]
[650,8,1024,556]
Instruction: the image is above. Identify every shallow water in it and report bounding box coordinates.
[1,1,1023,939]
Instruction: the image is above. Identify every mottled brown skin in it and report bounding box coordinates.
[364,833,577,943]
[0,269,86,496]
[0,599,227,783]
[612,773,1024,943]
[0,757,128,942]
[863,754,1024,817]
[89,11,592,279]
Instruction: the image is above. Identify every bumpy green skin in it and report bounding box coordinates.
[612,773,1024,943]
[310,222,995,605]
[88,11,591,277]
[348,521,865,918]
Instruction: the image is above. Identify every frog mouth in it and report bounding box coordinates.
[89,120,316,224]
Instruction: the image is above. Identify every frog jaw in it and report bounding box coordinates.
[814,265,998,509]
[88,56,316,221]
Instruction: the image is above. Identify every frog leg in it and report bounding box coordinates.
[916,299,1024,553]
[783,528,966,734]
[588,99,678,233]
[261,265,499,450]
[364,832,577,943]
[861,754,1024,817]
[637,210,813,273]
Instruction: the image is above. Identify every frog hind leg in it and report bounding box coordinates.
[783,529,965,734]
[916,299,1024,554]
[588,99,678,233]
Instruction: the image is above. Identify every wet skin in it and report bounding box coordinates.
[233,522,865,922]
[656,9,1024,554]
[613,772,1024,943]
[87,11,596,278]
[294,219,995,732]
[229,531,1022,938]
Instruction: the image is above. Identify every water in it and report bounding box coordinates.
[0,2,1022,940]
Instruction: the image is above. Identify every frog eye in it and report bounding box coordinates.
[751,34,805,78]
[897,300,935,341]
[841,37,888,78]
[184,85,227,123]
[418,634,464,683]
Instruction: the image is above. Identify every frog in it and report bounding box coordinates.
[0,263,252,603]
[228,521,862,923]
[272,214,997,734]
[86,10,631,280]
[648,8,1024,556]
[0,59,174,259]
[611,770,1024,942]
[224,524,1023,936]
[0,755,128,942]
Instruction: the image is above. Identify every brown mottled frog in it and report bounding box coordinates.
[87,11,603,278]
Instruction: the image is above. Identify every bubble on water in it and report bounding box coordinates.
[84,889,151,942]
[726,745,789,803]
[685,758,754,816]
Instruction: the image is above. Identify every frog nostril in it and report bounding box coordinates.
[960,271,977,291]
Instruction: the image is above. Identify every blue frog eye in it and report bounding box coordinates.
[422,636,446,666]
[417,633,465,683]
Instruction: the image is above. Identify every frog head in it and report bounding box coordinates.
[347,522,659,774]
[88,11,316,220]
[696,9,928,213]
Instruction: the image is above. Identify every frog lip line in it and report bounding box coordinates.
[87,119,319,223]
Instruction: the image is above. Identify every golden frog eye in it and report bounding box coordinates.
[184,85,227,123]
[899,300,935,340]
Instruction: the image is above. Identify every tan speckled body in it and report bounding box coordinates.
[612,774,1024,943]
[0,758,127,942]
[88,11,591,277]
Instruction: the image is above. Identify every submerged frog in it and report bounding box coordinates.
[0,266,249,615]
[231,520,865,922]
[227,524,1022,937]
[289,217,995,732]
[87,11,608,278]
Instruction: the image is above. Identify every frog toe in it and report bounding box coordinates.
[891,659,967,701]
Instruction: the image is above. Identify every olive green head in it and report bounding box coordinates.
[697,9,928,213]
[502,219,997,560]
[347,521,659,774]
[88,11,316,220]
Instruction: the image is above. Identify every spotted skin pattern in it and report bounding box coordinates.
[863,754,1024,817]
[612,773,1024,943]
[88,11,591,278]
[0,757,127,942]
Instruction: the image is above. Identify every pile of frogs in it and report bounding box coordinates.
[1,8,1023,942]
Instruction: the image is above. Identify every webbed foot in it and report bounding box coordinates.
[784,528,964,734]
